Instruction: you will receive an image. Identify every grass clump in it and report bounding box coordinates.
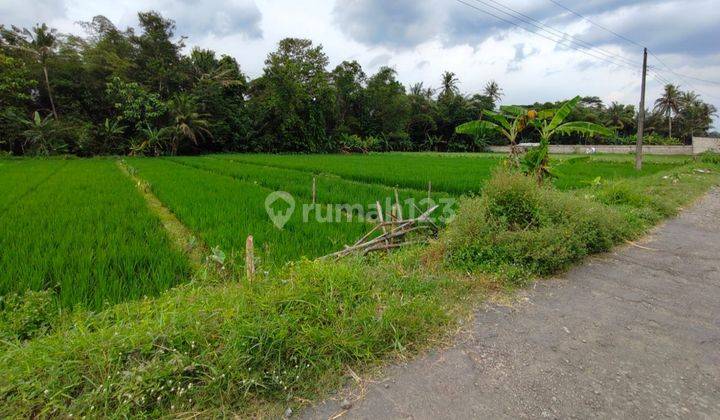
[0,254,482,418]
[0,290,59,341]
[441,170,630,284]
[439,163,719,286]
[699,151,720,165]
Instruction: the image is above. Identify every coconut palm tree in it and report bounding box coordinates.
[167,93,212,155]
[409,82,434,99]
[605,101,635,133]
[0,24,60,119]
[678,92,717,139]
[439,71,459,100]
[483,80,504,105]
[654,83,682,139]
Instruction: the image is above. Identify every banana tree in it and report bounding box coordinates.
[455,106,537,165]
[524,96,613,182]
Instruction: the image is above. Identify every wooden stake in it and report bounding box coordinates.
[375,201,387,234]
[427,181,432,203]
[394,187,403,221]
[312,177,317,205]
[245,235,255,280]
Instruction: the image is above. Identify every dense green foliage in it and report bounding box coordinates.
[125,158,374,269]
[2,13,715,156]
[0,253,481,417]
[441,162,720,284]
[0,159,190,310]
[0,153,689,315]
[1,156,717,418]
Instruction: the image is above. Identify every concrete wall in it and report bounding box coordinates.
[693,137,720,155]
[487,144,693,155]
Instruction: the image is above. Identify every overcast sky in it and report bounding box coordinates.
[2,0,719,126]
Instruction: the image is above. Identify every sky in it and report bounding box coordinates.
[2,0,719,127]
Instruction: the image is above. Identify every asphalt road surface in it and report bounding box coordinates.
[303,189,720,419]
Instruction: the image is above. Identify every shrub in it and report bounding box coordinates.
[439,169,632,286]
[594,181,650,208]
[483,170,545,230]
[608,134,683,146]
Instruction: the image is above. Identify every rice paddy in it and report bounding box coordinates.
[0,159,190,310]
[0,153,686,310]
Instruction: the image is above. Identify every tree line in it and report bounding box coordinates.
[0,11,716,156]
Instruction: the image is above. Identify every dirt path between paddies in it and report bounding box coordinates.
[116,159,222,279]
[303,189,720,419]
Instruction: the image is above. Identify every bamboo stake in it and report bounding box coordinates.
[312,177,317,205]
[427,181,432,203]
[245,235,255,280]
[394,187,403,221]
[375,201,387,235]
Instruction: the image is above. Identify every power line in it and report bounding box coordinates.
[454,0,720,105]
[453,0,641,73]
[471,0,640,69]
[546,0,645,49]
[544,0,720,100]
[648,52,720,86]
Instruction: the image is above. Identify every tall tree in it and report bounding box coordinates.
[438,71,460,101]
[167,93,211,155]
[0,24,60,118]
[407,82,438,149]
[131,12,185,97]
[654,83,682,139]
[483,80,503,106]
[0,52,35,108]
[677,91,717,140]
[363,66,410,150]
[249,38,335,152]
[331,60,366,136]
[604,101,636,135]
[189,50,250,151]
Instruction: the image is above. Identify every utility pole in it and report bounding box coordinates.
[635,47,648,171]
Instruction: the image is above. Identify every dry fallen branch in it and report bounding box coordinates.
[320,204,439,260]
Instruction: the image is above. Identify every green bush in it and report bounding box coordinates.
[608,133,683,146]
[594,181,650,207]
[483,170,545,230]
[441,170,632,285]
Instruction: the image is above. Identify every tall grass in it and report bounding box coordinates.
[439,162,720,285]
[0,159,190,310]
[167,156,444,214]
[217,153,503,195]
[552,156,679,190]
[218,153,685,195]
[2,160,717,418]
[127,158,374,270]
[0,253,483,418]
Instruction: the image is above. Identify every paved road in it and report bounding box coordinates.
[304,189,720,419]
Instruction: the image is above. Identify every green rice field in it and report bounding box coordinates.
[0,153,686,309]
